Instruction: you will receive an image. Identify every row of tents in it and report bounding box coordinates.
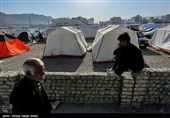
[1,29,44,42]
[17,31,43,42]
[43,24,170,62]
[1,24,169,60]
[43,25,139,62]
[0,30,43,58]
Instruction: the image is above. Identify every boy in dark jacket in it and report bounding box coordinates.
[107,32,144,77]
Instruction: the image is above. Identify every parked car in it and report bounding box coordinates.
[126,24,140,31]
[136,31,149,48]
[143,28,156,39]
[144,28,155,32]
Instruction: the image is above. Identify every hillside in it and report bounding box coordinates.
[0,12,54,25]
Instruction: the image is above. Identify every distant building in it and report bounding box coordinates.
[72,16,88,25]
[148,17,161,23]
[51,18,85,27]
[109,17,121,24]
[88,18,94,25]
[153,18,161,23]
[126,19,135,24]
[141,18,148,24]
[131,17,136,23]
[161,14,170,23]
[121,19,127,25]
[148,17,155,23]
[99,21,110,28]
[131,15,142,24]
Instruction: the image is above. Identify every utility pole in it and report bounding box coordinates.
[28,15,31,28]
[48,19,50,25]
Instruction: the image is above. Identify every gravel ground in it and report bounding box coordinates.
[141,47,170,68]
[0,40,170,72]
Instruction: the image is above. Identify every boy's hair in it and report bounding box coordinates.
[117,32,131,43]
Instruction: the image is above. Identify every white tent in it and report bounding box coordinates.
[43,27,87,57]
[92,25,112,49]
[67,27,88,48]
[92,25,139,62]
[150,24,170,53]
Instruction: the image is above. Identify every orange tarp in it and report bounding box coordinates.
[0,38,30,58]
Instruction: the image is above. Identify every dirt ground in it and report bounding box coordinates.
[0,40,170,72]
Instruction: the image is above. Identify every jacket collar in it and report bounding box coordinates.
[24,76,40,87]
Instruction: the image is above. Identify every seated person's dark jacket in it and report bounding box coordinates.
[113,43,144,71]
[10,76,51,114]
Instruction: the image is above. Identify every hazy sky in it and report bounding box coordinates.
[0,0,170,23]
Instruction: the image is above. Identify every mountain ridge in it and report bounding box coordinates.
[0,12,54,25]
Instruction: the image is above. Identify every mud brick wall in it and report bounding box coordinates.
[120,72,135,107]
[0,68,170,108]
[41,72,121,104]
[120,68,170,108]
[141,68,170,105]
[0,71,20,104]
[0,71,121,104]
[129,71,149,107]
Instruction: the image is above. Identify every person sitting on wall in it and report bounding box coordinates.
[107,32,144,77]
[9,58,52,114]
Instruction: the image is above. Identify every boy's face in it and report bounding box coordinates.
[119,40,128,47]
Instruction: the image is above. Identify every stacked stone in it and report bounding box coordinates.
[120,72,134,108]
[0,71,21,105]
[142,68,170,105]
[132,71,149,107]
[0,69,170,107]
[42,72,121,104]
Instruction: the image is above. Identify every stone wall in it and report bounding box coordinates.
[120,68,170,107]
[41,72,121,104]
[0,68,170,108]
[0,71,121,105]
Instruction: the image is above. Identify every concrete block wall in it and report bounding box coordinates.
[0,68,170,108]
[41,72,121,104]
[0,71,121,105]
[141,68,170,105]
[120,72,134,107]
[0,71,21,104]
[120,68,170,107]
